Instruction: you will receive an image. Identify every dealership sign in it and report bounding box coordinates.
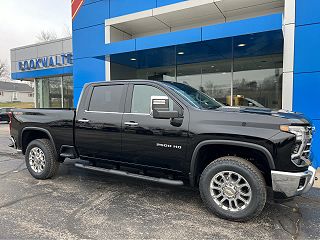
[72,0,84,20]
[18,53,73,71]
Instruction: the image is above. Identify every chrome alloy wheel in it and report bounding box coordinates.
[210,171,252,212]
[29,147,46,173]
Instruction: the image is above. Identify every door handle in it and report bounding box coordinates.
[78,119,90,123]
[124,121,139,127]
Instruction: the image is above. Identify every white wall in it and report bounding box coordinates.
[105,0,284,44]
[0,91,33,103]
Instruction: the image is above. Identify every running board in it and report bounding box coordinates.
[74,163,184,186]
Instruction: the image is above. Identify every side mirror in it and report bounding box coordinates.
[153,109,179,119]
[151,96,179,119]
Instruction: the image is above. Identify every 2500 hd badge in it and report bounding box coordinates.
[157,143,182,149]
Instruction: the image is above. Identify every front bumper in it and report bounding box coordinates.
[271,166,316,198]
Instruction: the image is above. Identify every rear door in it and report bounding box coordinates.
[75,83,127,161]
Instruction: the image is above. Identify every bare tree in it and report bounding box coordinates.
[36,30,58,42]
[0,60,10,81]
[0,61,6,77]
[62,23,72,38]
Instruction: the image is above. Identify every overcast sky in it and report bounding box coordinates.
[0,0,71,64]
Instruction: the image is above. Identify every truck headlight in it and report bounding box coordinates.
[280,125,305,140]
[280,125,312,167]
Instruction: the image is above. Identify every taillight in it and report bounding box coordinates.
[8,112,12,132]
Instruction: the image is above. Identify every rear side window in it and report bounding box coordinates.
[89,85,124,112]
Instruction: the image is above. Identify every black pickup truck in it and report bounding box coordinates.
[9,80,316,221]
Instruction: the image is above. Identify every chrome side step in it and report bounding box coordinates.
[74,163,184,186]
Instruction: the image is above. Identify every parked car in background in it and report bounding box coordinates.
[243,97,265,108]
[0,108,12,123]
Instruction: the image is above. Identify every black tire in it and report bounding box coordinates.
[25,139,60,179]
[199,156,266,222]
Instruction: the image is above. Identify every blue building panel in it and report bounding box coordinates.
[74,87,84,107]
[294,23,320,73]
[73,0,109,30]
[83,0,105,6]
[73,57,105,88]
[311,120,320,168]
[109,0,156,18]
[73,24,106,59]
[136,27,201,51]
[294,0,320,168]
[202,14,282,41]
[296,0,320,26]
[156,0,185,7]
[105,39,136,55]
[293,72,320,120]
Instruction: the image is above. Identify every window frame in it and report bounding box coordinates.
[86,83,127,114]
[12,91,18,100]
[125,82,184,116]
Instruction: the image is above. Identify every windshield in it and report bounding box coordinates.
[162,82,223,110]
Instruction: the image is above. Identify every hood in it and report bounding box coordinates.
[216,106,310,125]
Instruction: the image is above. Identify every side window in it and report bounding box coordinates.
[89,85,124,112]
[131,85,174,114]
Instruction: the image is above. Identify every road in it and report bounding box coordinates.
[0,124,319,239]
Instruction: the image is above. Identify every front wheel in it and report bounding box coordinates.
[199,156,266,222]
[25,139,60,179]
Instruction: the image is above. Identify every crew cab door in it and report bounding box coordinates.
[75,83,127,161]
[121,83,189,171]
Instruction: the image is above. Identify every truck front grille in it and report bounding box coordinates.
[302,142,311,159]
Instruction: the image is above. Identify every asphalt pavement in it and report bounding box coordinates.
[0,123,319,240]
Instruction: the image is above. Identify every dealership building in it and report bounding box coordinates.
[10,0,320,167]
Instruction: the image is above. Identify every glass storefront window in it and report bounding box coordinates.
[35,75,73,108]
[176,61,232,105]
[35,80,43,108]
[136,66,176,81]
[48,77,62,108]
[62,76,74,108]
[110,30,284,110]
[201,60,232,105]
[177,63,202,90]
[233,55,283,109]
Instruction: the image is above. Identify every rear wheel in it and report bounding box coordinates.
[199,156,266,221]
[25,139,60,179]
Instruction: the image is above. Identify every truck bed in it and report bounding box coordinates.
[10,108,76,154]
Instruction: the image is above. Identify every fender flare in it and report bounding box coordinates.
[21,127,57,154]
[189,140,275,186]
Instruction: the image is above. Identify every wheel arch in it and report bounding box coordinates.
[21,127,57,155]
[189,140,275,187]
